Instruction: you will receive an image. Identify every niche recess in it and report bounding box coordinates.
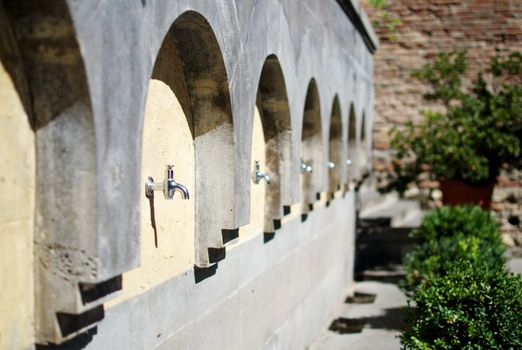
[116,69,195,301]
[144,11,236,268]
[328,95,343,197]
[359,111,369,175]
[347,103,357,187]
[255,55,292,234]
[301,79,323,216]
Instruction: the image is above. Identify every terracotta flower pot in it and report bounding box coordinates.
[439,178,495,209]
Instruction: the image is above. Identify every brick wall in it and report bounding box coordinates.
[363,0,522,243]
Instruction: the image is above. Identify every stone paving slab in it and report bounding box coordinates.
[309,281,407,350]
[509,257,522,275]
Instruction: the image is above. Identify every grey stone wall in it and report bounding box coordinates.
[1,0,376,346]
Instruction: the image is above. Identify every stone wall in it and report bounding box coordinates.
[363,0,522,241]
[0,0,376,348]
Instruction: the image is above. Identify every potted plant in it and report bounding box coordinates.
[383,51,522,208]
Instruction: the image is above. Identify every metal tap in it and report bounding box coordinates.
[145,165,190,200]
[301,160,313,174]
[252,161,270,184]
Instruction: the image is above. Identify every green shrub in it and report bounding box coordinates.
[402,233,505,293]
[401,263,522,350]
[410,205,500,243]
[403,205,505,292]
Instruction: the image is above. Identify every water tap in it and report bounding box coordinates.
[145,165,190,200]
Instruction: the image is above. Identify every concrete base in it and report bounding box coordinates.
[81,194,355,349]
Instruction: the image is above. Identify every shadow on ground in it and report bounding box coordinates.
[329,306,412,334]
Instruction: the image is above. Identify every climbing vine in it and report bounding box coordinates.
[366,0,401,36]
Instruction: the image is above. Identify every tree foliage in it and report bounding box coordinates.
[385,51,522,190]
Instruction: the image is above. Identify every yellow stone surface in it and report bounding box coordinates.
[108,79,195,306]
[0,63,35,349]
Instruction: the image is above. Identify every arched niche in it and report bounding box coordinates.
[139,11,235,269]
[301,79,322,216]
[328,95,343,197]
[253,55,292,234]
[359,111,369,175]
[1,2,115,344]
[347,103,357,187]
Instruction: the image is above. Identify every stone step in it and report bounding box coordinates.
[360,199,422,228]
[358,189,399,214]
[356,265,406,283]
[354,227,418,273]
[356,192,426,274]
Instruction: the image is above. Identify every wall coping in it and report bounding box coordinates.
[336,0,379,53]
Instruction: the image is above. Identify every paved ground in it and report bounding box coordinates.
[309,281,408,350]
[310,249,522,350]
[509,256,522,274]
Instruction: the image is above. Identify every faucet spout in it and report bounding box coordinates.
[172,182,190,200]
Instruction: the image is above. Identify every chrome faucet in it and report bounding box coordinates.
[145,165,190,200]
[301,160,313,174]
[253,161,270,185]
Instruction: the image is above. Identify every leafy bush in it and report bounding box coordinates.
[403,205,504,292]
[410,205,500,242]
[403,233,505,293]
[401,205,519,349]
[401,263,522,350]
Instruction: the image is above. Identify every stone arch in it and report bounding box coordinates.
[240,4,298,209]
[1,1,108,344]
[142,11,235,268]
[253,54,292,234]
[328,95,343,197]
[301,78,322,216]
[347,103,357,185]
